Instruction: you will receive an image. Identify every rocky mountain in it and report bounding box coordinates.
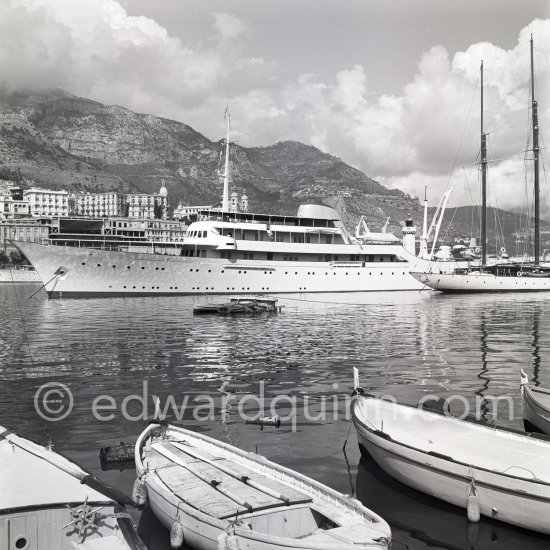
[1,89,544,249]
[0,89,420,235]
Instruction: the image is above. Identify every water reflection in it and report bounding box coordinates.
[2,289,550,547]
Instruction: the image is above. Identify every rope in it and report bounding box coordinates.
[342,417,355,497]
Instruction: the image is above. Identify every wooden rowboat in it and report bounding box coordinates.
[135,422,391,550]
[352,368,550,535]
[521,369,550,434]
[0,426,146,550]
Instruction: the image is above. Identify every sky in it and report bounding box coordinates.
[1,0,550,210]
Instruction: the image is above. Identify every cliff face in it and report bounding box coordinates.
[0,89,419,233]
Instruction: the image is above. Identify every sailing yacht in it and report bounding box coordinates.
[411,36,550,292]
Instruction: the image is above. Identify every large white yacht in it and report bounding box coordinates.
[13,204,444,298]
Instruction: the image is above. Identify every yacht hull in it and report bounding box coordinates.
[13,241,439,298]
[411,271,550,292]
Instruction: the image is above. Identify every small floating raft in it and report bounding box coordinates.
[135,422,391,550]
[193,297,283,316]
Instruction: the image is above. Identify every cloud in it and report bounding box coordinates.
[0,0,548,210]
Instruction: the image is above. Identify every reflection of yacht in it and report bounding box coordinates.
[0,263,41,283]
[356,455,550,550]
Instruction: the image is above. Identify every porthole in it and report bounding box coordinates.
[15,537,28,549]
[123,286,127,289]
[127,266,131,270]
[141,266,145,270]
[112,265,116,269]
[221,270,225,274]
[208,269,211,273]
[97,264,101,267]
[81,262,86,266]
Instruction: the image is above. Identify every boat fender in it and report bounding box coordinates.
[217,531,241,550]
[132,477,148,508]
[467,481,480,523]
[170,522,184,549]
[518,271,523,277]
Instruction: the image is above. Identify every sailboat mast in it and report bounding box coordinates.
[480,61,487,267]
[531,35,540,265]
[222,107,231,212]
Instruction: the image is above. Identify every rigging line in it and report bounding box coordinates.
[264,294,388,306]
[28,273,60,299]
[9,268,36,370]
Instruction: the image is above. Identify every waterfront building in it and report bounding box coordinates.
[24,188,69,217]
[73,192,124,217]
[173,203,213,221]
[0,218,49,254]
[0,184,30,219]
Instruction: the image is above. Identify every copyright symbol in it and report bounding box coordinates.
[34,382,74,422]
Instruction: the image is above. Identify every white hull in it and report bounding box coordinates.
[135,424,391,550]
[412,271,550,292]
[0,266,41,283]
[521,374,550,434]
[352,396,550,534]
[14,241,446,298]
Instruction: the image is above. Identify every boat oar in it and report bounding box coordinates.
[152,443,253,511]
[171,441,290,504]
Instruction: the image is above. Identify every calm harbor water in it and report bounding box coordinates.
[2,284,550,549]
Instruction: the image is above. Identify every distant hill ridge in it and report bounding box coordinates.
[1,88,544,248]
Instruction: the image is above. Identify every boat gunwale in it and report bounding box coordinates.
[523,384,550,416]
[352,395,550,490]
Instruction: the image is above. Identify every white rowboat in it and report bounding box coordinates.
[521,370,550,434]
[0,425,145,550]
[135,422,391,550]
[352,369,550,535]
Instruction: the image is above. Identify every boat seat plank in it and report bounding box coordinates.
[157,440,312,505]
[155,466,249,519]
